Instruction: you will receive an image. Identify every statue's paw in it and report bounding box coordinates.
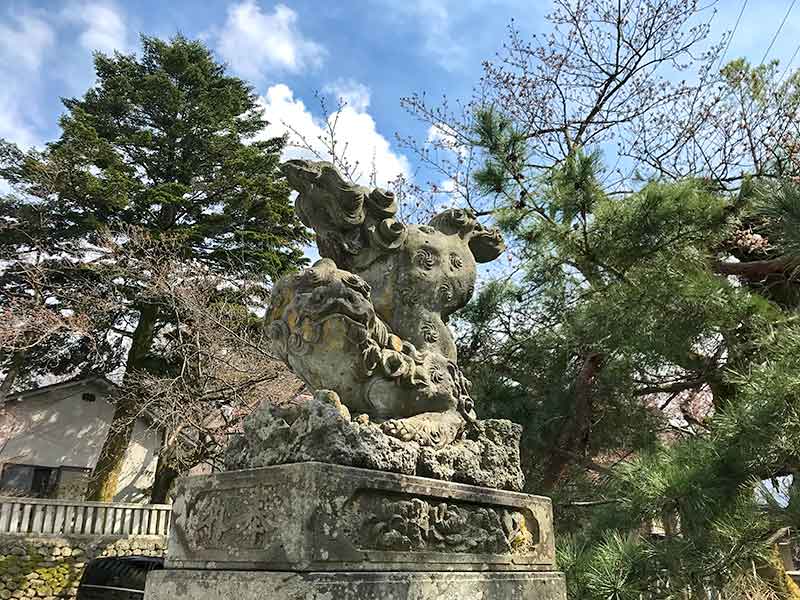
[381,418,425,444]
[380,412,462,448]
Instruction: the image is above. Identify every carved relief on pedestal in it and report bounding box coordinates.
[180,486,540,559]
[182,487,279,551]
[346,492,540,555]
[166,464,555,572]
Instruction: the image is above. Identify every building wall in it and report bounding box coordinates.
[0,382,160,502]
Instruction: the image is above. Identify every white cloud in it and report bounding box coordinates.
[439,178,457,193]
[53,2,132,99]
[217,2,325,79]
[0,2,131,150]
[0,13,55,70]
[380,0,467,71]
[0,95,40,150]
[323,80,371,113]
[70,2,131,55]
[0,13,55,147]
[257,83,411,188]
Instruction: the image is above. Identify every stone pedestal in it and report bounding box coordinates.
[146,571,566,599]
[144,462,566,599]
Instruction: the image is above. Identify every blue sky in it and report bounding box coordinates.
[1,0,800,192]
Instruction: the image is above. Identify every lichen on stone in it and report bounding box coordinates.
[225,390,525,492]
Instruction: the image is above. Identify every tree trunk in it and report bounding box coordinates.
[84,400,138,501]
[541,352,603,491]
[150,456,180,504]
[713,255,800,279]
[150,447,180,504]
[85,303,158,501]
[0,350,25,408]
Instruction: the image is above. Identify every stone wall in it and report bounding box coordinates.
[0,534,166,599]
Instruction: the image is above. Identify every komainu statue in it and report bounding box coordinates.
[226,160,525,491]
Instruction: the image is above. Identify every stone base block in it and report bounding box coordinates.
[167,462,554,571]
[145,569,567,600]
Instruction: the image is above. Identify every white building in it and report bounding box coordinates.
[0,376,161,502]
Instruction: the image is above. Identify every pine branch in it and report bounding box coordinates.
[713,255,800,278]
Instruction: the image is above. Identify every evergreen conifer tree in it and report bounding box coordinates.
[0,35,309,501]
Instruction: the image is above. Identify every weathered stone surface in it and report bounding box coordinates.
[259,160,517,459]
[143,162,568,600]
[224,391,525,492]
[146,569,567,600]
[166,463,553,572]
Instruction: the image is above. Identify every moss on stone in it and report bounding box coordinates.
[0,534,164,599]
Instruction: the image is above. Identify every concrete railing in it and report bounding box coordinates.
[0,496,171,536]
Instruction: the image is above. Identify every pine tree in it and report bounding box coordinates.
[402,2,800,593]
[453,134,800,596]
[0,35,309,501]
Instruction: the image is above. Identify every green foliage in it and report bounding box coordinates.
[0,35,310,497]
[754,181,800,257]
[1,34,307,279]
[589,180,729,269]
[0,35,308,385]
[472,107,528,195]
[721,58,779,106]
[582,533,657,600]
[455,103,800,597]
